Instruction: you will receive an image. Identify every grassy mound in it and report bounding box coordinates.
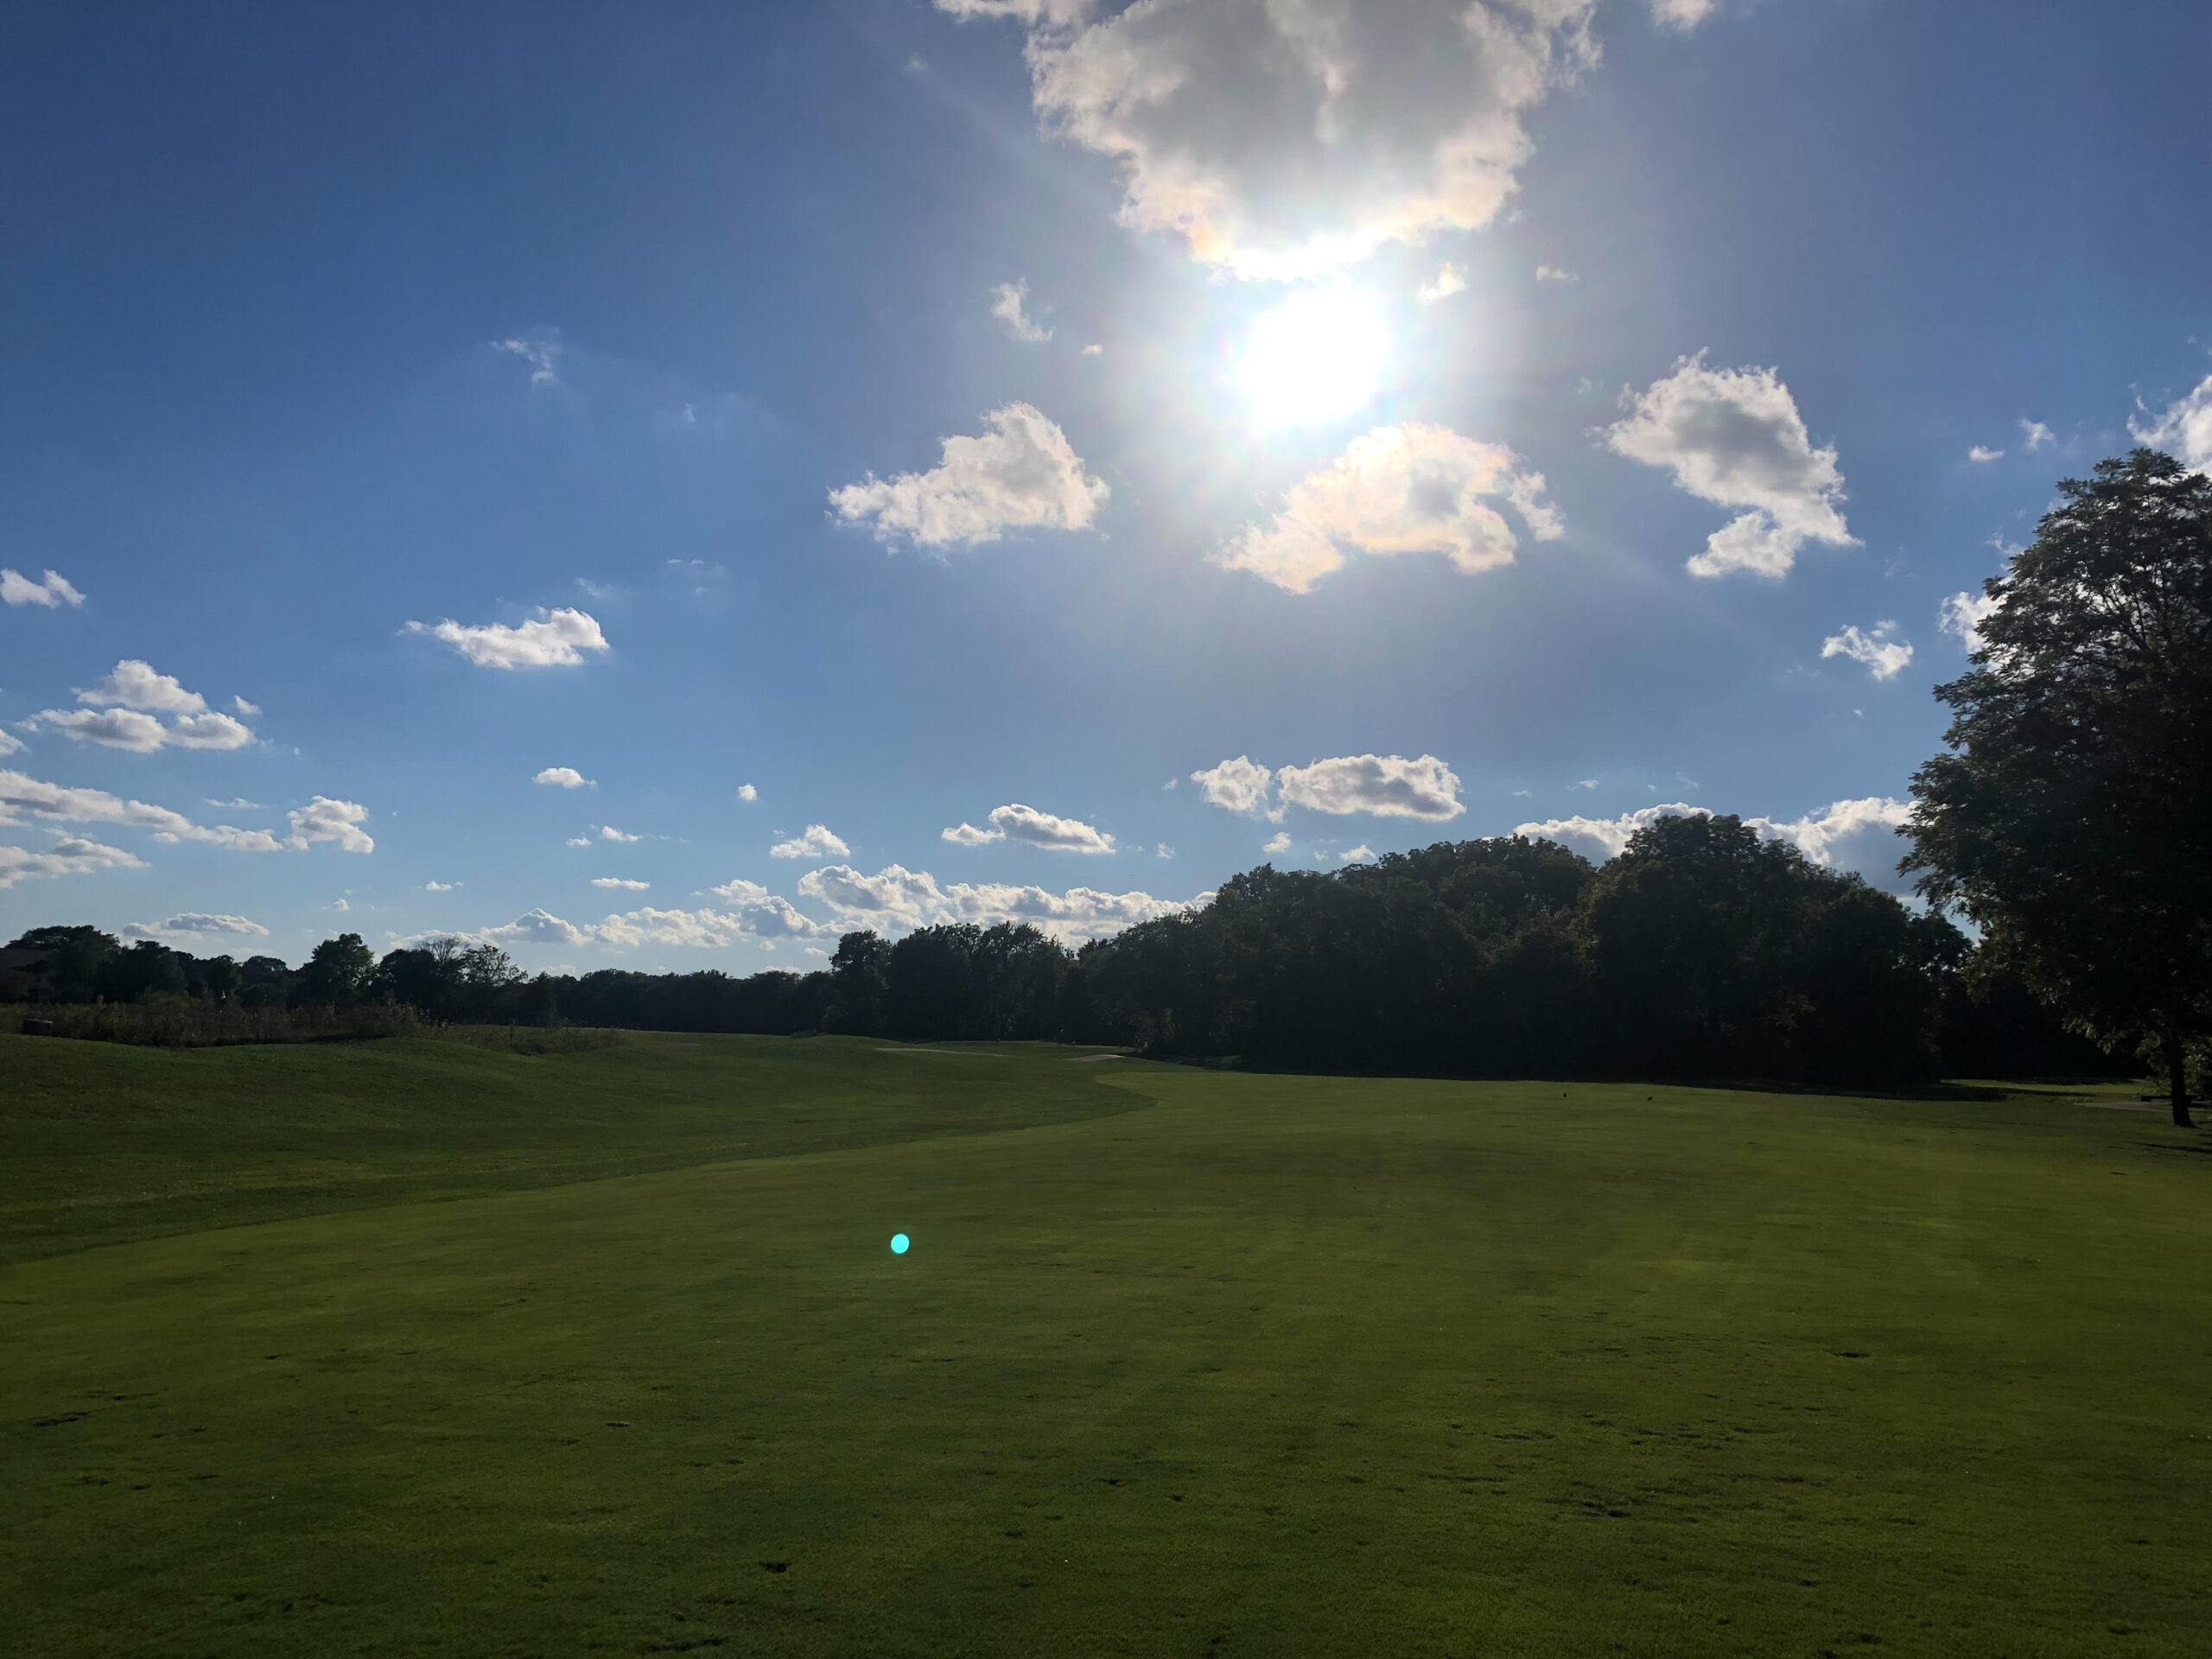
[3,1037,2206,1656]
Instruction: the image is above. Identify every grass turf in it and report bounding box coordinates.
[3,1033,2209,1656]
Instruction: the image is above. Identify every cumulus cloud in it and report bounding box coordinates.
[991,279,1053,342]
[287,797,374,854]
[1967,445,2004,464]
[771,823,850,861]
[0,835,143,888]
[1821,620,1914,681]
[424,880,456,892]
[1649,0,1716,28]
[1276,753,1465,819]
[1190,755,1279,818]
[598,825,641,842]
[2019,418,2054,450]
[591,877,650,890]
[0,767,292,852]
[1218,424,1559,594]
[737,784,758,803]
[1,568,85,607]
[79,659,207,714]
[234,696,261,716]
[799,863,949,929]
[1535,264,1578,283]
[1262,830,1294,856]
[2130,374,2212,472]
[1605,353,1855,577]
[707,878,835,939]
[945,0,1600,282]
[1514,797,1910,874]
[535,766,594,789]
[0,730,21,758]
[940,803,1116,854]
[405,607,609,669]
[1938,588,2000,652]
[124,912,269,941]
[1417,264,1466,303]
[493,335,560,386]
[830,404,1107,548]
[484,908,593,947]
[940,880,1198,943]
[25,660,257,752]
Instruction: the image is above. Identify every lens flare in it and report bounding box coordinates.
[890,1232,911,1255]
[1237,289,1389,427]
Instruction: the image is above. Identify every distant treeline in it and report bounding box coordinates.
[3,816,2130,1082]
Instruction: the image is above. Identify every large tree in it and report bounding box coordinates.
[1903,449,2212,1125]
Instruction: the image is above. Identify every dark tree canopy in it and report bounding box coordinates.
[1903,448,2212,1123]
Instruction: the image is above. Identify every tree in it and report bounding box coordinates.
[1903,449,2212,1125]
[299,933,378,1007]
[827,931,892,1035]
[7,925,118,1002]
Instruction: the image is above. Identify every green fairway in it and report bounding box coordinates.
[4,1034,2209,1656]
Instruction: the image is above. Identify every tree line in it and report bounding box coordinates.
[2,813,2121,1084]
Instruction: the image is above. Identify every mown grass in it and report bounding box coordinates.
[3,1035,2208,1657]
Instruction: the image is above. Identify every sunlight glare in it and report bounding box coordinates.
[1237,289,1390,427]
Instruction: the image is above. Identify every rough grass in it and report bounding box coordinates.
[3,1034,2208,1656]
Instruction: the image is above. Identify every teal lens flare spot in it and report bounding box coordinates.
[889,1233,910,1255]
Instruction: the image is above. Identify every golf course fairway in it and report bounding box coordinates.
[3,1032,2207,1656]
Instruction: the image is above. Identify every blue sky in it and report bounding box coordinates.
[4,0,2209,969]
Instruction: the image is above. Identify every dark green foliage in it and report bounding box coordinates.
[886,922,1069,1041]
[298,932,377,1007]
[827,928,893,1033]
[1084,825,1949,1084]
[1904,448,2212,1122]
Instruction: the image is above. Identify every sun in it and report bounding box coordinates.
[1236,289,1390,427]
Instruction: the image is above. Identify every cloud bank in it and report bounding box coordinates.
[1192,753,1465,822]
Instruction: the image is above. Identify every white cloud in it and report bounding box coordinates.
[535,766,594,789]
[1967,445,2004,464]
[2130,374,2212,472]
[23,708,170,752]
[1535,264,1578,283]
[0,730,22,757]
[405,607,609,670]
[737,784,758,803]
[79,659,206,714]
[1081,343,1103,357]
[0,767,288,852]
[124,912,269,941]
[2018,418,2054,450]
[1821,620,1914,681]
[484,908,592,947]
[1605,353,1855,578]
[941,880,1198,943]
[566,836,591,848]
[1190,755,1278,818]
[1276,753,1465,820]
[0,835,143,888]
[599,825,641,842]
[991,279,1053,342]
[1,568,86,608]
[1335,844,1377,865]
[1938,588,2000,652]
[940,803,1116,854]
[1417,264,1466,303]
[207,797,262,810]
[424,880,456,892]
[1513,797,1909,874]
[1155,842,1173,859]
[493,335,560,386]
[1262,830,1293,856]
[798,862,948,928]
[1649,0,1716,29]
[771,823,850,861]
[25,660,257,752]
[287,797,374,855]
[1218,423,1559,594]
[233,696,261,716]
[591,877,650,890]
[950,0,1599,282]
[830,404,1108,548]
